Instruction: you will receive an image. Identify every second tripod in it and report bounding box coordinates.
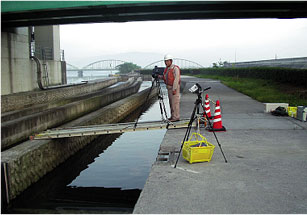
[174,83,227,168]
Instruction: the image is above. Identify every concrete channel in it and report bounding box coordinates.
[1,77,121,113]
[133,76,307,213]
[1,76,158,207]
[1,77,141,150]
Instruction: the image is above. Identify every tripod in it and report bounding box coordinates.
[155,76,170,122]
[134,76,169,129]
[174,84,227,168]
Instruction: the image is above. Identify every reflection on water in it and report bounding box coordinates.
[6,82,170,214]
[69,80,169,190]
[69,130,166,190]
[66,70,118,84]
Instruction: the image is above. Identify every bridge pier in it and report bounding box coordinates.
[78,70,83,78]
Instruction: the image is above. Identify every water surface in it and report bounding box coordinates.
[7,81,170,213]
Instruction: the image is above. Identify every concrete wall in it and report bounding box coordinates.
[1,26,64,95]
[35,26,61,61]
[1,77,121,113]
[224,57,307,69]
[1,78,141,150]
[1,78,133,123]
[42,60,62,87]
[1,86,158,203]
[1,28,35,95]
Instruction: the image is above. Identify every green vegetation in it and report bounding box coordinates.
[138,69,153,75]
[194,74,307,106]
[212,59,228,68]
[139,66,307,106]
[116,62,141,74]
[182,67,307,87]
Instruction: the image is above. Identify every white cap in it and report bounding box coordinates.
[164,54,173,61]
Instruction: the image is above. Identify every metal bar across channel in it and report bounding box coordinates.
[32,119,192,140]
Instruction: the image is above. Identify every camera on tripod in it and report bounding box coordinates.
[189,83,211,95]
[189,83,202,94]
[152,66,163,79]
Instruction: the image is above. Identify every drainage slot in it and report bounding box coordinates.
[156,152,170,162]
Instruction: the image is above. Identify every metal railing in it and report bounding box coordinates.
[32,44,65,62]
[34,45,53,60]
[60,49,65,61]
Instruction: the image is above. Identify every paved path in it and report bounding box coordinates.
[133,76,307,214]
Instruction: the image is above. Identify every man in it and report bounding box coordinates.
[160,54,181,122]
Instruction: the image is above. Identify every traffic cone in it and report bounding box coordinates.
[209,100,226,132]
[203,94,213,120]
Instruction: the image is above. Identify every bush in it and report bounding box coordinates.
[181,67,307,87]
[117,62,141,74]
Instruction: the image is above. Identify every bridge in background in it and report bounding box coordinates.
[144,58,204,69]
[67,58,204,77]
[67,59,129,77]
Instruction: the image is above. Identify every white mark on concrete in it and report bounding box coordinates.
[171,165,199,174]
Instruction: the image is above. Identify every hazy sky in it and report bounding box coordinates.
[60,18,307,68]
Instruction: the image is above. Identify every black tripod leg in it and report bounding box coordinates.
[157,82,167,120]
[174,123,193,168]
[157,81,169,120]
[212,129,228,163]
[203,110,228,163]
[162,99,169,120]
[174,100,199,168]
[158,99,165,121]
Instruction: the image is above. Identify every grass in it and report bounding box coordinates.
[194,74,307,107]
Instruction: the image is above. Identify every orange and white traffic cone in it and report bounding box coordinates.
[209,100,226,132]
[203,94,213,120]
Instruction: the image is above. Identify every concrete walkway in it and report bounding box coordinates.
[133,76,307,214]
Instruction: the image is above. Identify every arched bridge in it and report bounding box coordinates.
[67,60,129,77]
[67,58,204,77]
[144,58,204,69]
[67,59,129,71]
[66,63,80,71]
[83,59,128,71]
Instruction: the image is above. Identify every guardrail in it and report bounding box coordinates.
[224,57,307,69]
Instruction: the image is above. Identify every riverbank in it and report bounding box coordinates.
[194,74,307,106]
[133,76,307,213]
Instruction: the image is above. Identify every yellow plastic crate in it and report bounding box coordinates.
[182,133,215,164]
[288,107,297,118]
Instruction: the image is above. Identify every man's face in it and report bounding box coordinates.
[164,60,172,67]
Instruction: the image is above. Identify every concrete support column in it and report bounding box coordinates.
[61,61,67,84]
[78,70,84,78]
[34,26,60,61]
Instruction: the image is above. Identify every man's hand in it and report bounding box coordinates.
[172,90,176,95]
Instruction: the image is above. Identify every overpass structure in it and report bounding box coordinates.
[2,1,307,28]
